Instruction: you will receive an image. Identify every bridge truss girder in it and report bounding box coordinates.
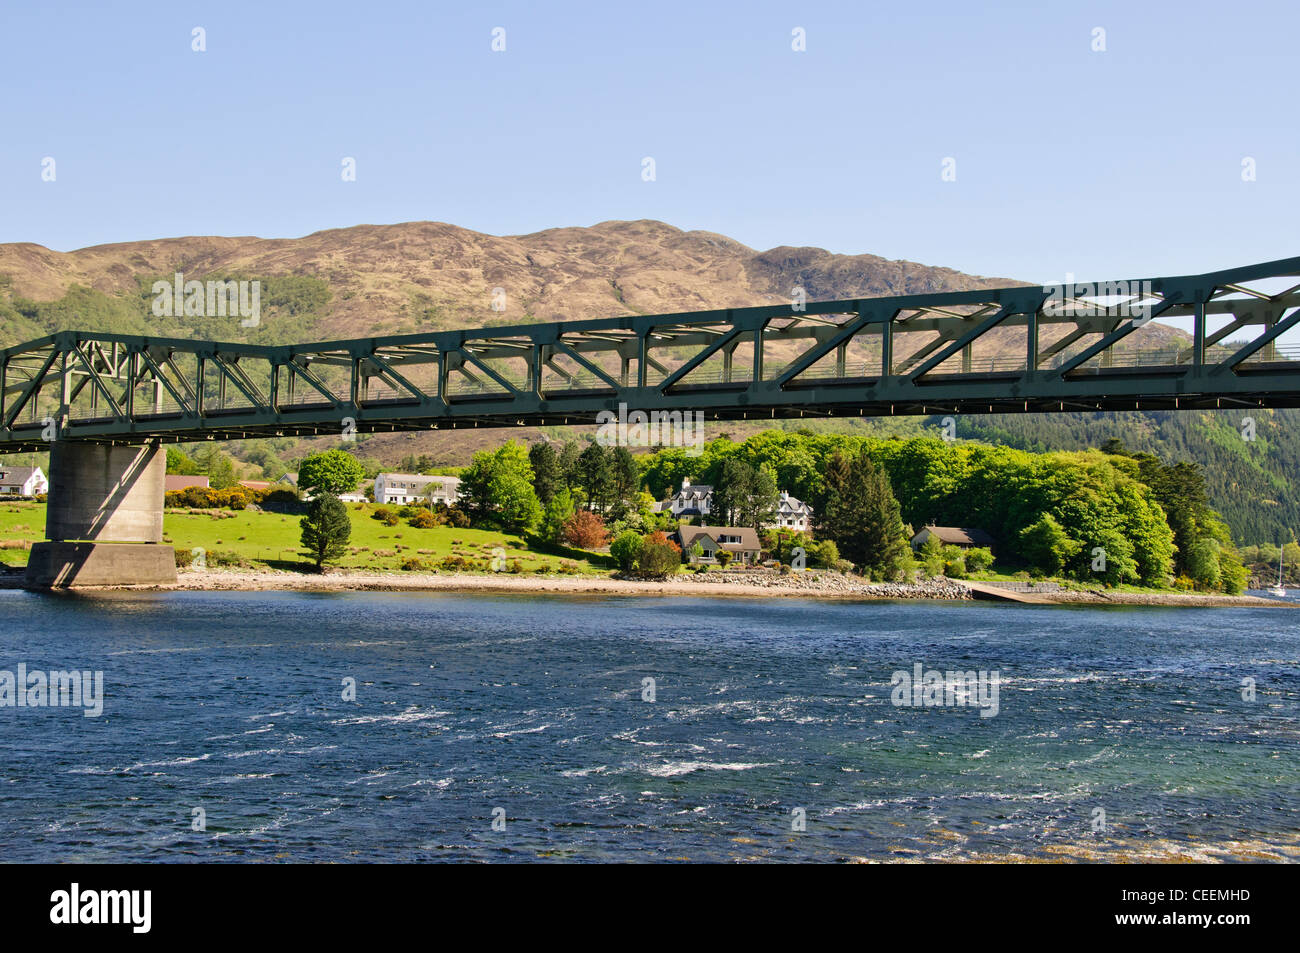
[1,256,1299,451]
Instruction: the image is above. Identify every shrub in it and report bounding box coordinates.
[207,549,250,568]
[637,531,681,576]
[610,530,644,572]
[400,557,429,571]
[965,547,995,573]
[941,545,968,579]
[408,509,441,529]
[716,550,733,568]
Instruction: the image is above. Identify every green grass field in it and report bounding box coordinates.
[0,501,608,575]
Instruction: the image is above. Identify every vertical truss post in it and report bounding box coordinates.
[879,310,893,376]
[125,350,136,419]
[1026,306,1039,374]
[1193,298,1205,368]
[60,347,71,429]
[196,357,206,417]
[637,330,648,388]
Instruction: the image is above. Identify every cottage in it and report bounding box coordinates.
[675,525,762,565]
[911,525,995,551]
[0,465,47,497]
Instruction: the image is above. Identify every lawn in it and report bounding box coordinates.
[0,501,609,575]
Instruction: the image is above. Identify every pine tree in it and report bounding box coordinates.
[529,441,561,505]
[821,446,908,576]
[300,492,352,570]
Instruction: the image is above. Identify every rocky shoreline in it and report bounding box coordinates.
[6,565,1291,607]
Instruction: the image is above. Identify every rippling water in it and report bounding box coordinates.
[1,590,1297,862]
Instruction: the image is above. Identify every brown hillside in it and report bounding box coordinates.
[0,219,1189,464]
[0,219,1034,339]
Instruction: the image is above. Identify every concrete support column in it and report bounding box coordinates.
[24,440,176,588]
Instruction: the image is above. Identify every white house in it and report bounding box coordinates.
[425,475,460,506]
[669,479,812,532]
[774,491,813,533]
[374,473,432,504]
[374,472,460,505]
[669,479,713,518]
[0,465,47,497]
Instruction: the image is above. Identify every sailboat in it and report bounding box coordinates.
[1269,547,1287,598]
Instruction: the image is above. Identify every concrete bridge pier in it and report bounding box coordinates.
[24,441,177,588]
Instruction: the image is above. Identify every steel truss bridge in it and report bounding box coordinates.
[2,256,1299,452]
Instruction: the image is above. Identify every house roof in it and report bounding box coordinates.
[778,493,811,515]
[914,525,995,547]
[0,466,43,483]
[238,480,272,490]
[673,484,712,497]
[165,475,210,491]
[678,525,761,552]
[378,472,436,483]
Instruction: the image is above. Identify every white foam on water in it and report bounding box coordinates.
[643,760,775,778]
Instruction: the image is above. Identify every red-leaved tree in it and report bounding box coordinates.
[562,509,610,549]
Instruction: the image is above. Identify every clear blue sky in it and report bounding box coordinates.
[1,0,1296,287]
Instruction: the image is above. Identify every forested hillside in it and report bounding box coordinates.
[945,410,1300,546]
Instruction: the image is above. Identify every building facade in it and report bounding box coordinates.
[675,525,762,565]
[669,479,713,518]
[373,473,461,506]
[669,479,813,532]
[774,491,813,533]
[0,465,47,497]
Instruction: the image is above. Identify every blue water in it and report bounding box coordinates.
[1,590,1298,862]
